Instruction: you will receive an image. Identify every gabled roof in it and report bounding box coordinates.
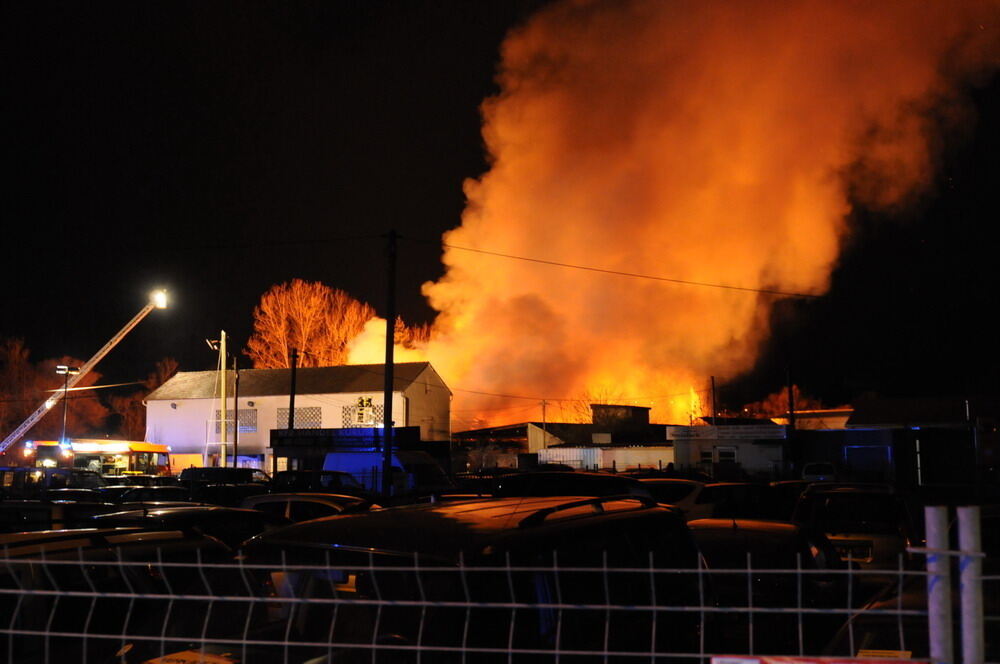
[146,362,444,400]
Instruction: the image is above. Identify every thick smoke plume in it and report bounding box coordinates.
[416,1,1000,427]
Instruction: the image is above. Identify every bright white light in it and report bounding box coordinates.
[151,289,169,309]
[44,398,56,410]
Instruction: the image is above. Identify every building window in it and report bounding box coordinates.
[213,408,258,435]
[277,406,322,429]
[716,446,737,463]
[342,397,384,427]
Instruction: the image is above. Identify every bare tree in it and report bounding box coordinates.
[0,338,33,436]
[245,280,376,368]
[0,342,110,442]
[394,318,431,349]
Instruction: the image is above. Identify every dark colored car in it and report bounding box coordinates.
[695,482,772,519]
[689,518,852,653]
[118,485,192,503]
[189,482,271,507]
[93,484,136,502]
[0,499,118,532]
[0,526,234,662]
[824,505,999,659]
[271,469,372,497]
[91,505,291,549]
[622,468,715,483]
[0,466,107,499]
[492,470,652,498]
[40,487,109,503]
[118,495,702,663]
[179,466,271,486]
[638,478,707,519]
[791,483,921,571]
[762,479,819,520]
[106,473,181,486]
[241,492,378,522]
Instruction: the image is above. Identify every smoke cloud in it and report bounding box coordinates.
[415,0,1000,428]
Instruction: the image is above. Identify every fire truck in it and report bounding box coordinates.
[19,439,172,476]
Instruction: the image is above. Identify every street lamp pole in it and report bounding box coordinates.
[55,365,80,446]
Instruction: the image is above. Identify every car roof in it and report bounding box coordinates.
[243,492,364,504]
[248,495,670,560]
[801,483,895,495]
[0,527,205,557]
[638,478,703,486]
[96,505,266,520]
[687,518,801,534]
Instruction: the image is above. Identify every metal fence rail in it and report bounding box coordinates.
[0,505,991,664]
[0,552,933,663]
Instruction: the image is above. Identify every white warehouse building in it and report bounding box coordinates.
[145,362,451,472]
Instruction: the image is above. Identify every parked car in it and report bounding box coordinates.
[0,499,118,532]
[762,479,817,520]
[106,473,181,486]
[791,483,922,572]
[271,469,372,497]
[189,482,271,507]
[492,470,652,498]
[93,484,136,502]
[0,466,107,499]
[638,478,708,519]
[693,482,772,520]
[178,466,271,487]
[0,526,234,662]
[91,505,291,549]
[622,468,715,483]
[689,518,852,653]
[241,492,379,522]
[825,505,999,658]
[117,495,702,663]
[40,487,109,503]
[118,485,191,504]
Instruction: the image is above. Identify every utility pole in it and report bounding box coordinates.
[710,376,718,425]
[232,355,239,467]
[541,400,548,448]
[219,330,227,468]
[381,229,397,498]
[786,366,796,431]
[288,347,298,432]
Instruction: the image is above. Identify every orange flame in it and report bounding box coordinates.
[427,1,1000,429]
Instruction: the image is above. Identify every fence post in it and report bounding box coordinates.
[958,506,984,664]
[925,505,953,664]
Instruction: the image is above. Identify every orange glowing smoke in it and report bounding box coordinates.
[425,1,1000,428]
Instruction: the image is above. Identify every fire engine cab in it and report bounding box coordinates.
[20,439,172,476]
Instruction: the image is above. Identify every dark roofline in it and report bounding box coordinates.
[146,362,448,400]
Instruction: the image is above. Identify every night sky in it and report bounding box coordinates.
[4,0,999,414]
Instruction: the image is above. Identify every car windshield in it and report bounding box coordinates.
[645,483,697,503]
[806,494,902,534]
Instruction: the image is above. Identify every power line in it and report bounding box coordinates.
[403,234,818,299]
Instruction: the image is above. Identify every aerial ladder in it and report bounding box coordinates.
[0,290,168,455]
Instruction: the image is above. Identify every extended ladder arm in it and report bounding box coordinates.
[0,291,167,455]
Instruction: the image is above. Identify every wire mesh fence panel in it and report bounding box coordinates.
[0,545,945,664]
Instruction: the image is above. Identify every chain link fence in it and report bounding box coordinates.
[0,505,991,664]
